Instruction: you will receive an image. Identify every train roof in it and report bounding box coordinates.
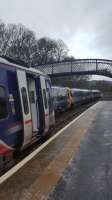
[71,88,91,92]
[52,86,68,90]
[52,86,65,88]
[92,89,100,92]
[0,56,47,77]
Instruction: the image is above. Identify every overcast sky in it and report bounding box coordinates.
[0,0,112,59]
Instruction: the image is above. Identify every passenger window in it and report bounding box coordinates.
[0,86,8,120]
[43,89,48,109]
[21,87,29,115]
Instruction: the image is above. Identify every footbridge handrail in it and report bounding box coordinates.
[35,59,112,78]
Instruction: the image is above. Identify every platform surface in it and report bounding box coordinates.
[0,101,111,200]
[49,101,112,200]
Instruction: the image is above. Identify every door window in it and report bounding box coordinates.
[0,86,8,120]
[21,87,29,115]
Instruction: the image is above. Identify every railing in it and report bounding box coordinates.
[35,59,112,78]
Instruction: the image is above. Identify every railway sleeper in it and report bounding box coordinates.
[0,152,15,175]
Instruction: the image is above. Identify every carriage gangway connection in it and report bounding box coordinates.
[0,101,112,200]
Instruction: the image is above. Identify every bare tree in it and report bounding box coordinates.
[36,37,69,64]
[0,20,69,66]
[0,20,7,55]
[54,39,69,62]
[4,24,38,66]
[36,37,57,64]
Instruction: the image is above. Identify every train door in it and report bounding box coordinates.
[17,70,32,148]
[27,78,39,133]
[40,76,49,134]
[45,79,55,127]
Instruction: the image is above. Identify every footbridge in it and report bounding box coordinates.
[36,59,112,78]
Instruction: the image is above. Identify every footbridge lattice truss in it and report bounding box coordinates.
[36,59,112,78]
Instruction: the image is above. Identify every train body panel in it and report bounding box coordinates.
[71,89,84,105]
[52,86,68,112]
[45,79,55,128]
[53,87,102,112]
[71,88,101,107]
[0,64,23,155]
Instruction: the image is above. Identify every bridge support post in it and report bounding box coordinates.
[71,61,72,73]
[52,64,54,74]
[96,59,98,71]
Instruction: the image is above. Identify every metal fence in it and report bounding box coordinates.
[36,59,112,78]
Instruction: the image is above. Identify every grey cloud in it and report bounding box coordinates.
[0,0,112,58]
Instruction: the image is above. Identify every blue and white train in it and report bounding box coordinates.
[0,56,102,169]
[52,86,68,112]
[0,57,55,159]
[52,87,101,112]
[71,88,101,107]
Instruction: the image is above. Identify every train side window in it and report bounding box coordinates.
[21,87,29,115]
[0,86,8,120]
[43,89,48,109]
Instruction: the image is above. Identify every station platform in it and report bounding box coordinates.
[0,101,112,200]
